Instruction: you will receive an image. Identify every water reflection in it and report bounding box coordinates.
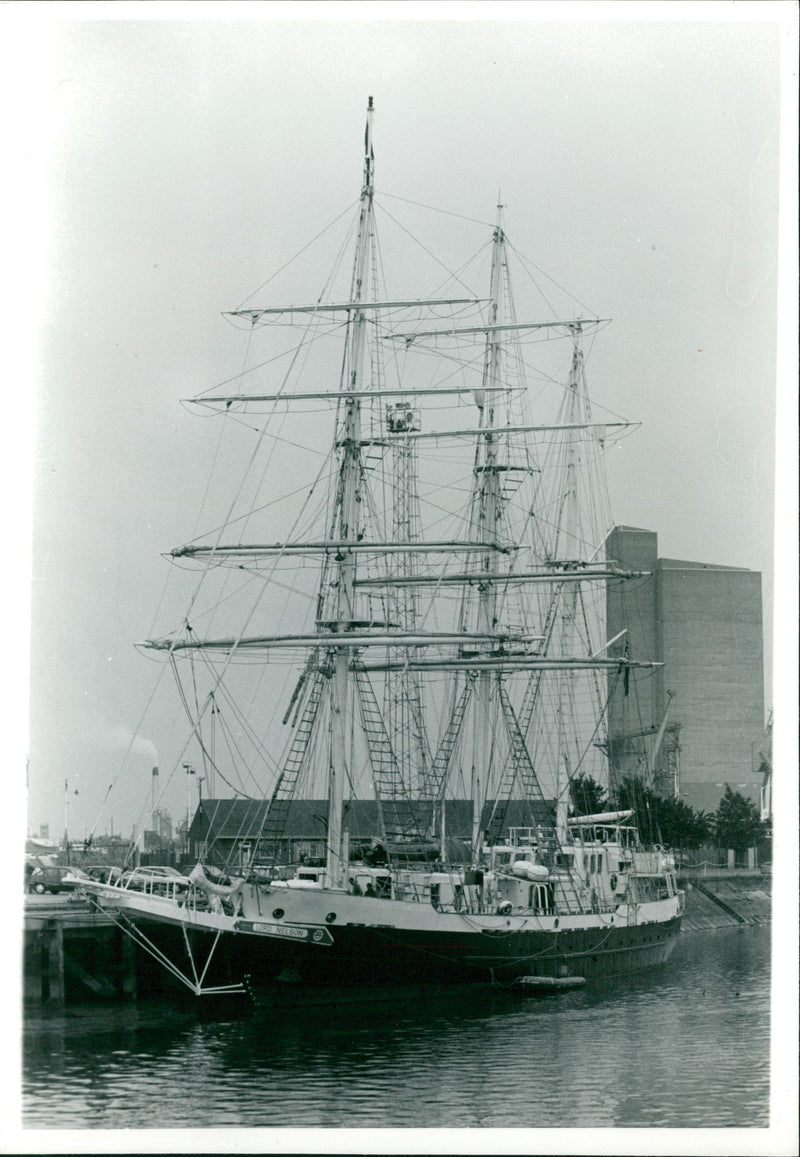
[23,925,769,1129]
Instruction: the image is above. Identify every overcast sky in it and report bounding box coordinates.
[5,3,793,845]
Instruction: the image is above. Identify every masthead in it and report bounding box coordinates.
[364,96,375,192]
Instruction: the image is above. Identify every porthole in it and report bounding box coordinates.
[272,907,284,919]
[325,912,337,924]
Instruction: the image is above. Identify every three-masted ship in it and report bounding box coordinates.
[87,99,683,1005]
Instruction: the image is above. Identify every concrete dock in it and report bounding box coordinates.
[677,870,771,933]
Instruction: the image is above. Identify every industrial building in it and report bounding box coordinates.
[605,526,765,814]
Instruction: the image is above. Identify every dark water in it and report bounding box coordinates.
[23,925,769,1130]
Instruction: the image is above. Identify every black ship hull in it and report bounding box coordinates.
[127,909,683,1008]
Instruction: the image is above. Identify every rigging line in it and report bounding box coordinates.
[222,412,332,457]
[233,198,360,310]
[145,417,243,639]
[390,330,488,370]
[204,685,275,799]
[84,661,174,846]
[198,798,240,865]
[194,648,282,783]
[169,654,255,796]
[563,672,612,782]
[176,458,337,550]
[507,247,559,321]
[154,563,266,642]
[508,241,599,319]
[234,353,321,547]
[424,245,494,305]
[575,358,633,428]
[371,229,404,394]
[317,210,361,308]
[394,342,490,381]
[211,796,267,872]
[400,344,490,390]
[222,566,319,604]
[223,328,337,482]
[131,700,201,855]
[252,284,355,421]
[418,466,483,503]
[376,190,495,230]
[375,202,481,298]
[187,328,260,550]
[417,487,492,536]
[179,448,338,738]
[193,323,345,396]
[187,652,208,780]
[145,543,194,653]
[117,670,224,867]
[238,561,320,741]
[197,721,253,800]
[513,354,570,390]
[199,771,262,866]
[168,379,301,664]
[528,502,608,563]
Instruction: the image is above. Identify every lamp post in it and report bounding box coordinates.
[64,776,79,866]
[183,763,195,854]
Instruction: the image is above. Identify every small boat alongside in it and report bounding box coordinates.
[512,976,587,992]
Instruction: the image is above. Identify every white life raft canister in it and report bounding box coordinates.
[511,861,549,881]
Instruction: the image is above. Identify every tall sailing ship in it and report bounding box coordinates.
[87,99,683,1004]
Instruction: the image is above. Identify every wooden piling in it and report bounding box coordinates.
[117,926,138,1000]
[24,898,142,1006]
[43,920,65,1005]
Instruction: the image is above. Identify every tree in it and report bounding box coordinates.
[569,774,608,816]
[656,796,712,849]
[713,785,764,850]
[613,776,710,849]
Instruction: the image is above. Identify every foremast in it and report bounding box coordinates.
[327,96,376,887]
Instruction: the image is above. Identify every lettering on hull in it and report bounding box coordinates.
[234,919,333,946]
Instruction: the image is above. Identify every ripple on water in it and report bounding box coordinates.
[23,925,770,1129]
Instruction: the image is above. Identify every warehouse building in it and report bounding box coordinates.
[605,526,765,813]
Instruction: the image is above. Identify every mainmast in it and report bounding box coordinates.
[326,97,376,887]
[471,202,506,855]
